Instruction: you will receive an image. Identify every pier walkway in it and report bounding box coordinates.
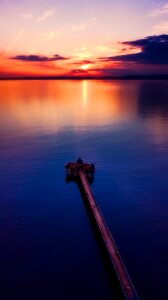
[65,158,140,300]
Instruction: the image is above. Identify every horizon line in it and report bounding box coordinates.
[0,74,168,81]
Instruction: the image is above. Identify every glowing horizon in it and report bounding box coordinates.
[0,0,168,78]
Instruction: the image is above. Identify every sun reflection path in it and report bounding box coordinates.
[82,80,88,107]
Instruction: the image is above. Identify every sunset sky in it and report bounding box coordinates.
[0,0,168,78]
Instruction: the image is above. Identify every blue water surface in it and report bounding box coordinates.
[0,80,168,300]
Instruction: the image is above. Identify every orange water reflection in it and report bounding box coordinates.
[0,80,139,132]
[0,80,168,144]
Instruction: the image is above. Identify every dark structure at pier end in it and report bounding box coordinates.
[65,158,95,180]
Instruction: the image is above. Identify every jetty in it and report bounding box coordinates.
[65,158,140,300]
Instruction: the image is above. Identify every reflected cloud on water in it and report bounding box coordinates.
[137,81,168,144]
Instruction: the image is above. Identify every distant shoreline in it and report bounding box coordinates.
[0,75,168,80]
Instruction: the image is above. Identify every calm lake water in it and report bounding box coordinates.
[0,80,168,300]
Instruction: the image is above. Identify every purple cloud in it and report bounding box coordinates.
[11,54,69,62]
[100,35,168,65]
[73,60,94,66]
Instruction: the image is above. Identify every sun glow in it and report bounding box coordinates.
[80,64,90,70]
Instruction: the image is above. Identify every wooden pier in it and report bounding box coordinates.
[65,158,140,300]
